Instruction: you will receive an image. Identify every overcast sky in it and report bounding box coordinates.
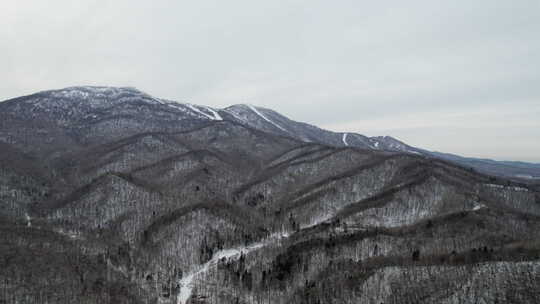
[1,0,539,162]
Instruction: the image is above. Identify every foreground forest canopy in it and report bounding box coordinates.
[1,86,539,304]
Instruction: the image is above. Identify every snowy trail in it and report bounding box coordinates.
[185,104,223,121]
[246,104,288,132]
[203,106,223,120]
[342,133,349,146]
[177,232,289,304]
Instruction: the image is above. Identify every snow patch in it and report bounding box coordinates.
[511,186,529,192]
[224,109,247,123]
[485,184,528,192]
[472,202,486,211]
[185,104,223,121]
[177,232,289,304]
[301,215,332,229]
[55,229,83,240]
[59,90,88,99]
[25,213,31,227]
[342,133,349,146]
[202,106,223,120]
[149,96,166,105]
[246,104,288,132]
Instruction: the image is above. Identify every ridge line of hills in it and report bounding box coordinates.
[2,85,539,181]
[1,85,540,303]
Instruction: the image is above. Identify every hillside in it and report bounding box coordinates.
[1,86,539,304]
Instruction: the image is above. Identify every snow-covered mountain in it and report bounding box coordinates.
[1,86,540,304]
[0,86,415,152]
[1,86,538,180]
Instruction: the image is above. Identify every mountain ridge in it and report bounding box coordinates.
[1,86,540,303]
[2,85,536,180]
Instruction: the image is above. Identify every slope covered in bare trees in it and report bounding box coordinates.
[1,87,539,303]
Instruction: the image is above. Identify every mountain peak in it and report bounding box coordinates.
[1,86,538,179]
[3,85,168,110]
[44,86,148,99]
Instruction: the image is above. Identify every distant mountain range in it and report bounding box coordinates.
[1,86,539,304]
[3,86,537,180]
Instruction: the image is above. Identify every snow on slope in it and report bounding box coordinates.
[342,133,349,146]
[25,213,31,227]
[185,104,223,121]
[177,232,290,304]
[177,209,333,303]
[485,184,529,192]
[246,104,288,132]
[223,108,247,123]
[472,203,486,211]
[163,102,223,121]
[203,106,223,120]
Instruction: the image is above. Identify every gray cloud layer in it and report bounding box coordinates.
[1,0,539,161]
